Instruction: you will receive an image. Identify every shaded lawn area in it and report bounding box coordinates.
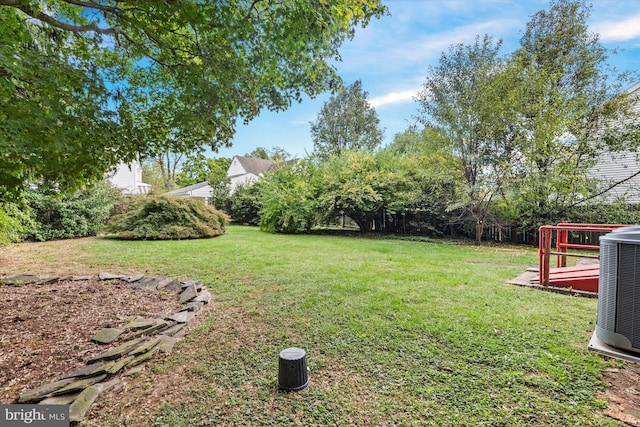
[3,226,620,426]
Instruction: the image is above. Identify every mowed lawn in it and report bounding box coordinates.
[38,226,617,425]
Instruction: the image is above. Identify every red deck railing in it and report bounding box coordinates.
[538,223,628,288]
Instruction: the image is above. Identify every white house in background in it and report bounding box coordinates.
[587,82,640,204]
[106,161,152,195]
[165,181,213,205]
[226,156,280,194]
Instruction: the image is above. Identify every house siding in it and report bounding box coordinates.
[229,173,259,193]
[227,156,278,194]
[226,156,296,194]
[107,161,151,195]
[587,82,640,204]
[590,152,640,204]
[165,182,213,204]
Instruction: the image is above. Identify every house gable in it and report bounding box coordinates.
[227,156,277,194]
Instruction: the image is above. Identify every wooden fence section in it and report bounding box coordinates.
[485,222,623,246]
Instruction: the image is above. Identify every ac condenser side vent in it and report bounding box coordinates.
[596,228,640,353]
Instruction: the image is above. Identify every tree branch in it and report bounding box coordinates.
[3,2,119,35]
[566,169,640,209]
[57,0,119,15]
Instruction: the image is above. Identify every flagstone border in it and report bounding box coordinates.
[1,272,211,424]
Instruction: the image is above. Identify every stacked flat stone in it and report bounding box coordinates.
[1,273,212,423]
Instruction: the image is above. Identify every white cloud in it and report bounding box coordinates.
[369,88,421,108]
[592,15,640,41]
[339,18,521,75]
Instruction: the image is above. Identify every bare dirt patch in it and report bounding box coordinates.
[601,364,640,426]
[0,278,184,404]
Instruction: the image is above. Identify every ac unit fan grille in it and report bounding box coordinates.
[598,241,618,332]
[616,243,640,348]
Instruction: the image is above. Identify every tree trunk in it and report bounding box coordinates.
[474,218,483,245]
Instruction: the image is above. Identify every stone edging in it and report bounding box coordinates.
[1,272,211,424]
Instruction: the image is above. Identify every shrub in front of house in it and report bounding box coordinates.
[229,182,263,226]
[106,195,229,240]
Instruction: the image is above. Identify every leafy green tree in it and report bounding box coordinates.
[416,35,508,244]
[310,80,384,160]
[313,145,457,234]
[0,6,125,199]
[230,131,458,235]
[258,161,318,233]
[207,157,233,210]
[414,0,639,241]
[0,0,386,198]
[383,129,462,234]
[23,183,120,241]
[141,161,166,193]
[0,201,33,245]
[176,153,211,187]
[246,146,291,162]
[506,0,639,230]
[315,151,419,232]
[247,147,270,160]
[155,151,184,191]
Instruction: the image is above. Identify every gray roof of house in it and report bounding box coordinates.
[165,181,210,196]
[231,156,297,178]
[234,156,278,175]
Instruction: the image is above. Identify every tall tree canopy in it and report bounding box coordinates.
[310,79,384,160]
[246,146,291,162]
[416,35,507,244]
[0,0,386,198]
[416,0,639,243]
[507,0,639,228]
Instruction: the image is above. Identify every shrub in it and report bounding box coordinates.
[0,202,33,246]
[106,195,229,240]
[229,182,263,226]
[258,162,318,233]
[24,183,119,241]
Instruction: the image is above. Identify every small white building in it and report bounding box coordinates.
[106,161,152,195]
[165,181,213,205]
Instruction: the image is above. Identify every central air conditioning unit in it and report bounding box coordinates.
[596,226,640,353]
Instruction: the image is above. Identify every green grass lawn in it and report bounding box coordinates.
[88,226,619,426]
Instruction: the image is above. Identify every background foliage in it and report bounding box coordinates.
[229,183,264,227]
[0,201,32,245]
[23,183,120,242]
[0,183,119,244]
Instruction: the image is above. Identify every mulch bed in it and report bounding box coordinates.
[0,278,183,404]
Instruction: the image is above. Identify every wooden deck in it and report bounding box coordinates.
[507,264,598,297]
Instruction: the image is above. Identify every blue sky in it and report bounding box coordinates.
[213,0,640,160]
